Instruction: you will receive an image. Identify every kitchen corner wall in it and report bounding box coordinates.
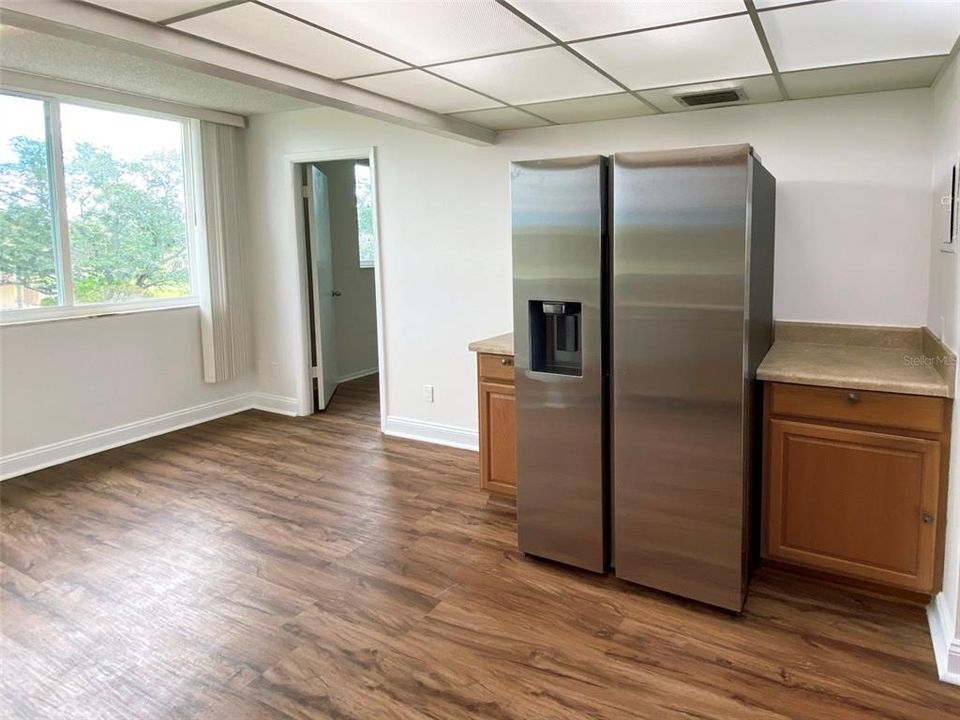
[926,51,960,684]
[245,88,935,442]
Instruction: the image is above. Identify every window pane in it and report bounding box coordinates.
[0,94,60,309]
[60,103,191,305]
[354,162,375,268]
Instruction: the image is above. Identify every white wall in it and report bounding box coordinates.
[245,110,511,437]
[928,57,960,351]
[315,160,378,381]
[926,52,960,684]
[499,93,934,328]
[0,307,253,465]
[245,88,935,440]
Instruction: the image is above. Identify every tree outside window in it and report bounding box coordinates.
[0,93,193,313]
[354,161,375,269]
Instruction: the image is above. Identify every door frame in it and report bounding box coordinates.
[286,147,386,430]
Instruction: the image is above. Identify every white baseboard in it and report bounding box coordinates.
[0,391,300,481]
[384,415,478,451]
[249,392,300,416]
[1,397,473,481]
[338,367,379,383]
[928,592,960,685]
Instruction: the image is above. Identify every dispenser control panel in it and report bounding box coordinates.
[529,300,582,377]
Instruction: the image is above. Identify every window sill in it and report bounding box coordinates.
[0,297,200,328]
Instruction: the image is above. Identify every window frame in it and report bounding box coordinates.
[0,90,200,325]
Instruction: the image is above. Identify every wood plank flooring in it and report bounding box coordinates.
[2,374,957,719]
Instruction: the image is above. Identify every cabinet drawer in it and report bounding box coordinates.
[769,383,944,434]
[478,353,515,383]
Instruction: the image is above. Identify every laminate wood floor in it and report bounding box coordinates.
[2,374,957,719]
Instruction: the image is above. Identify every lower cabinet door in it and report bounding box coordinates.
[479,380,516,497]
[765,419,940,592]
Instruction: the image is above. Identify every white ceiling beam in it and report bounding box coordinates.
[1,68,248,127]
[0,0,496,146]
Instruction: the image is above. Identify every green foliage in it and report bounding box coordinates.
[0,135,190,305]
[354,163,376,267]
[0,136,58,297]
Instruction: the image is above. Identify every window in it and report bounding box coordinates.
[0,94,59,308]
[0,92,195,319]
[354,161,375,269]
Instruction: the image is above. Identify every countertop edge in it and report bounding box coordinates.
[757,370,951,399]
[468,332,514,356]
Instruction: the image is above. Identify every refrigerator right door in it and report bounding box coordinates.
[612,145,753,611]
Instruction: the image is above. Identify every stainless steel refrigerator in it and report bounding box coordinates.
[512,144,775,611]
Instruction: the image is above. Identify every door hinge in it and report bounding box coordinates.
[301,185,309,199]
[311,366,319,379]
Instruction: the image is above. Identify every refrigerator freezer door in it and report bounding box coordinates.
[512,156,607,573]
[611,145,751,610]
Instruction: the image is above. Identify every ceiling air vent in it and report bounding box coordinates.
[675,88,745,107]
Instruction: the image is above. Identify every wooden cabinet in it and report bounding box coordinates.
[476,352,516,498]
[763,383,950,595]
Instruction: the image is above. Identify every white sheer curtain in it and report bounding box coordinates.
[195,121,251,383]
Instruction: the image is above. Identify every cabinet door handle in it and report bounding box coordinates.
[500,358,513,367]
[847,392,861,403]
[922,512,934,524]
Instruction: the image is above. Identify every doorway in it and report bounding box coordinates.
[293,149,384,420]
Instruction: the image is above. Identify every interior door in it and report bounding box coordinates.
[306,165,338,409]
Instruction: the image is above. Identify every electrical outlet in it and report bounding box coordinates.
[423,384,435,403]
[269,361,280,379]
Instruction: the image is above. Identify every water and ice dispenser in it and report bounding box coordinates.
[528,300,582,376]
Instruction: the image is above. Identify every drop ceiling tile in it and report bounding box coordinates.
[520,92,655,124]
[172,4,404,79]
[431,47,619,105]
[510,0,745,41]
[760,0,960,72]
[262,0,550,65]
[347,70,500,113]
[450,107,549,131]
[639,75,781,112]
[85,1,226,22]
[782,55,947,99]
[573,15,771,90]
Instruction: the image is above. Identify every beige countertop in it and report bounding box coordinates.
[757,322,954,398]
[467,325,953,397]
[468,332,514,356]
